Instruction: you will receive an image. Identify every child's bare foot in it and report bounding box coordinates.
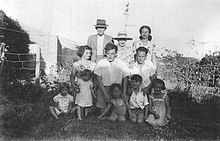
[77,117,82,120]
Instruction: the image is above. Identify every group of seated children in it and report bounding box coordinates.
[49,73,171,127]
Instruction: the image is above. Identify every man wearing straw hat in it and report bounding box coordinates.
[87,19,113,63]
[113,31,134,65]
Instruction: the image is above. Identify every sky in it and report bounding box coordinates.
[1,0,220,59]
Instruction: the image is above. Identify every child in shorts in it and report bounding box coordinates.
[128,74,149,123]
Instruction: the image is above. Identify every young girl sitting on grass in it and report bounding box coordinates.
[146,79,171,126]
[98,83,127,122]
[49,82,76,119]
[75,69,95,120]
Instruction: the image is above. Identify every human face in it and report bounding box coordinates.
[140,27,150,40]
[81,74,91,81]
[112,87,122,99]
[96,27,106,36]
[136,51,146,64]
[131,79,141,89]
[154,83,163,95]
[60,87,68,96]
[106,49,116,62]
[82,49,92,60]
[118,40,126,47]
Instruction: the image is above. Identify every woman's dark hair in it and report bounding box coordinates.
[59,82,70,92]
[104,42,118,53]
[139,25,152,41]
[151,79,166,90]
[77,45,92,58]
[131,74,143,83]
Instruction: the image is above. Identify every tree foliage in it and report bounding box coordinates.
[0,10,34,82]
[0,10,31,53]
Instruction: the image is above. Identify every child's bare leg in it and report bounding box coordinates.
[118,115,126,122]
[70,106,77,114]
[77,106,82,120]
[98,104,111,119]
[107,112,117,122]
[137,112,144,123]
[130,111,137,123]
[69,106,78,119]
[49,106,59,119]
[84,107,89,117]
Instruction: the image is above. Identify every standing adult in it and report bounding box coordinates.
[129,47,156,95]
[94,43,129,115]
[87,19,113,63]
[113,31,134,65]
[133,25,156,69]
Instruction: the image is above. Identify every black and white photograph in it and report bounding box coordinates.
[0,0,220,140]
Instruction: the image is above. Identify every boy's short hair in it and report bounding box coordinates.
[136,47,148,55]
[77,45,92,57]
[59,82,70,92]
[110,83,122,93]
[152,79,166,90]
[104,43,118,53]
[131,74,143,83]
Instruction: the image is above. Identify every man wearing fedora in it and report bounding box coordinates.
[87,19,113,62]
[113,31,134,65]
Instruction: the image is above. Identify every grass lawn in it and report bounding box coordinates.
[1,104,220,141]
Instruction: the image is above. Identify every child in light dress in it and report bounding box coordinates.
[146,79,171,126]
[49,82,76,119]
[75,69,95,120]
[98,83,127,122]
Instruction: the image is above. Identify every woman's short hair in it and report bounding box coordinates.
[139,25,152,41]
[104,42,118,53]
[59,82,70,92]
[77,45,92,57]
[151,79,166,90]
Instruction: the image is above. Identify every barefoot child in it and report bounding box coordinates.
[98,83,127,122]
[146,79,171,126]
[75,69,95,120]
[128,74,149,123]
[49,82,76,119]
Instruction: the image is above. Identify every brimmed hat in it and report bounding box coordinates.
[113,31,133,40]
[94,19,109,28]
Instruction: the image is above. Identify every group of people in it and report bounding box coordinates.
[49,19,171,126]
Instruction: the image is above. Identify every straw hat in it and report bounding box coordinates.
[94,19,109,28]
[113,31,133,40]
